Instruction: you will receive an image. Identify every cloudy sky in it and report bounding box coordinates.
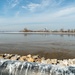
[0,0,75,31]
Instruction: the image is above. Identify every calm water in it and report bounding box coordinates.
[0,33,75,59]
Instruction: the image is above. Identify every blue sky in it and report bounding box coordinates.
[0,0,75,31]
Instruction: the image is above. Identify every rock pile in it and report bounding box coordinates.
[0,54,75,66]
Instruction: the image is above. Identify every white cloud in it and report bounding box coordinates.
[41,0,50,7]
[11,3,17,8]
[26,3,40,12]
[15,11,20,17]
[54,7,75,17]
[22,0,65,12]
[22,0,50,12]
[22,3,41,12]
[22,3,40,12]
[22,6,27,9]
[7,0,13,4]
[0,6,75,23]
[7,0,19,8]
[51,0,64,6]
[1,0,75,25]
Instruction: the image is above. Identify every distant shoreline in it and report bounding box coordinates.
[0,31,75,35]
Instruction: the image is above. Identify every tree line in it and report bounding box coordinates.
[21,28,75,33]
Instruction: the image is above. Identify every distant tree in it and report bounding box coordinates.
[67,29,70,32]
[24,28,29,32]
[60,28,64,32]
[54,30,58,32]
[74,29,75,32]
[44,28,49,32]
[71,29,74,32]
[44,28,47,32]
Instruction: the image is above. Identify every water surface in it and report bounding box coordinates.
[0,33,75,59]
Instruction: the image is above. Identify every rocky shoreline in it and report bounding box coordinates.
[0,54,75,66]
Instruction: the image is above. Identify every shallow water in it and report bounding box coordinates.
[0,33,75,59]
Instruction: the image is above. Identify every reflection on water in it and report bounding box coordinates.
[0,33,75,59]
[23,33,75,37]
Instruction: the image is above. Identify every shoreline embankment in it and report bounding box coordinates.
[0,54,75,66]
